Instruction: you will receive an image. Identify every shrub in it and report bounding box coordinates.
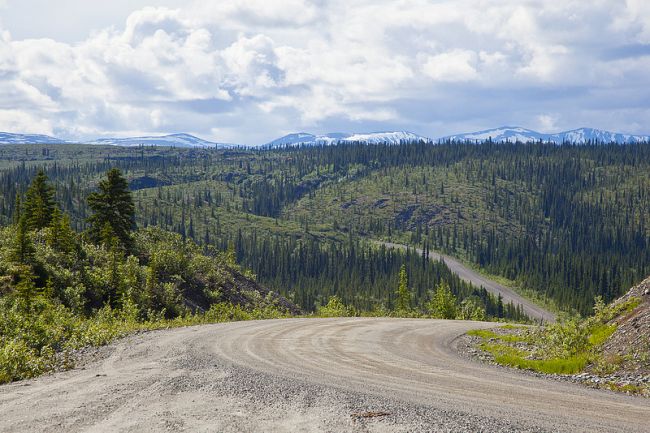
[317,296,354,317]
[427,281,457,319]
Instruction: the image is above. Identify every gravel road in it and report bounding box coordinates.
[1,318,646,432]
[381,242,555,323]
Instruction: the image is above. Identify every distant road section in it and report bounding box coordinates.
[381,242,556,322]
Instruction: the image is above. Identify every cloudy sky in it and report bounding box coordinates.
[1,0,649,145]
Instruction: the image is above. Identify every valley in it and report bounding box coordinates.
[0,141,647,317]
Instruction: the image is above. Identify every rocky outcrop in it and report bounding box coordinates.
[600,276,650,376]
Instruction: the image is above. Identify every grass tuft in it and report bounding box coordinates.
[587,324,617,347]
[468,329,528,343]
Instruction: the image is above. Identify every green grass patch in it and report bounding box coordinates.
[467,329,499,339]
[480,342,589,374]
[499,324,526,330]
[479,342,528,358]
[619,297,641,316]
[588,324,617,347]
[495,352,589,374]
[468,328,528,343]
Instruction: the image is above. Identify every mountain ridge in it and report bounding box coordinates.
[86,133,236,148]
[0,132,70,144]
[441,126,650,144]
[0,132,235,148]
[263,131,431,148]
[1,126,649,147]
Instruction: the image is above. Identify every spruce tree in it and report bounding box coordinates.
[46,207,77,254]
[13,265,38,309]
[23,170,56,230]
[13,193,22,224]
[12,214,34,265]
[87,168,136,251]
[497,293,504,318]
[395,264,410,312]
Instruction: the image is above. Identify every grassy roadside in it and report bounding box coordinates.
[467,327,592,374]
[468,297,639,374]
[466,296,647,395]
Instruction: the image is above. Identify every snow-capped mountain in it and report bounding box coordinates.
[346,131,430,144]
[2,127,647,147]
[441,127,545,143]
[264,131,430,148]
[546,128,650,144]
[0,132,69,144]
[263,132,344,147]
[0,132,237,147]
[87,133,234,148]
[440,127,650,144]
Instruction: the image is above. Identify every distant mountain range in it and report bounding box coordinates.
[440,127,650,144]
[0,127,648,148]
[86,133,235,148]
[0,132,233,148]
[0,132,70,144]
[264,127,650,147]
[263,131,430,148]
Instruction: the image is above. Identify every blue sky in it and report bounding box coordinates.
[0,0,649,145]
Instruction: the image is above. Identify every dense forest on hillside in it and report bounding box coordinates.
[0,141,647,315]
[286,143,650,313]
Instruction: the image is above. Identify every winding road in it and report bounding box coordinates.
[381,242,556,323]
[1,318,646,432]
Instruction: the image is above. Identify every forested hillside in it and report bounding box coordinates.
[0,141,647,316]
[286,143,650,314]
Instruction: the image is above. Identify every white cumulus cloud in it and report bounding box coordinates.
[422,50,478,82]
[0,0,648,144]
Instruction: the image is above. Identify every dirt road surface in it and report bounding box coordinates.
[1,318,646,432]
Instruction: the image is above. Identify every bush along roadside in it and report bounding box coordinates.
[314,267,527,323]
[0,293,290,385]
[0,169,296,385]
[463,295,648,396]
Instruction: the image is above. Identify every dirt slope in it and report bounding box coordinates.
[600,275,650,375]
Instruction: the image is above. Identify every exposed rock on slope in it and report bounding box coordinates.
[600,276,650,375]
[221,269,302,316]
[179,266,301,316]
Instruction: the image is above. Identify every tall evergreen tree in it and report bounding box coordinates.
[13,193,22,224]
[23,170,56,230]
[395,264,411,312]
[11,214,34,265]
[46,207,77,254]
[87,168,136,251]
